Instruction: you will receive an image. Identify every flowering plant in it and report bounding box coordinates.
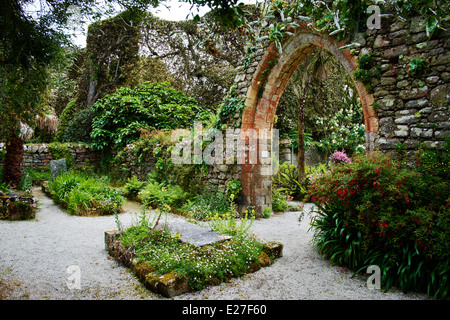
[328,150,351,165]
[308,151,449,299]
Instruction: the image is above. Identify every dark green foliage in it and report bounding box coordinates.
[353,68,371,84]
[182,188,230,220]
[225,179,242,202]
[308,147,450,299]
[62,107,96,143]
[358,54,372,70]
[122,175,146,199]
[55,99,78,142]
[138,181,189,209]
[272,189,288,212]
[47,171,124,215]
[353,54,373,85]
[409,56,430,76]
[272,162,305,200]
[91,82,212,151]
[215,94,245,129]
[24,167,52,186]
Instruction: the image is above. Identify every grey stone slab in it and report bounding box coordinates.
[50,158,67,180]
[158,219,232,247]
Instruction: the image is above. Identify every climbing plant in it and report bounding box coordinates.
[90,82,213,151]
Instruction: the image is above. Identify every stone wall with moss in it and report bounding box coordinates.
[0,192,37,220]
[363,15,449,154]
[231,13,449,156]
[221,5,449,213]
[0,143,101,170]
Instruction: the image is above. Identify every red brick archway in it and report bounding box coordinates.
[239,24,378,213]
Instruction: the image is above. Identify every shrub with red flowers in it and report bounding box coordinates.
[308,143,450,299]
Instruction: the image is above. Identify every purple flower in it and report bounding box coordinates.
[329,150,351,164]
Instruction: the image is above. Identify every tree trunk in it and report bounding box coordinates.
[297,83,308,182]
[2,133,24,188]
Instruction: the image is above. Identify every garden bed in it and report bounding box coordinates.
[104,219,283,298]
[42,171,125,216]
[0,191,37,221]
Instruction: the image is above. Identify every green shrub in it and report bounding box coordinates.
[91,82,212,151]
[47,171,124,215]
[66,181,124,215]
[207,211,254,236]
[62,107,95,143]
[225,179,242,203]
[358,54,372,70]
[55,99,78,142]
[24,167,51,186]
[181,188,230,220]
[48,171,85,204]
[272,162,305,200]
[273,162,328,201]
[16,170,32,191]
[272,189,288,212]
[122,175,146,199]
[261,207,272,219]
[138,181,188,210]
[308,150,449,299]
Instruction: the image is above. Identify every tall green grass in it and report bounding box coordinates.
[48,171,124,215]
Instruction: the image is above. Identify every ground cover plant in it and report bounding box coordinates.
[180,188,230,220]
[273,161,328,200]
[116,210,269,292]
[47,171,124,216]
[308,142,450,299]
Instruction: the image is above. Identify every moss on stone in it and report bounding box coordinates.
[257,252,272,267]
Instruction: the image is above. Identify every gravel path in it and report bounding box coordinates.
[0,188,427,300]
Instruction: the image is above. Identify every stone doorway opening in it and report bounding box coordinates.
[238,25,378,213]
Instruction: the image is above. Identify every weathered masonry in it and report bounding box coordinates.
[230,11,449,213]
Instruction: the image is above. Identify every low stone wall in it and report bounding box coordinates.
[278,139,327,166]
[105,229,283,298]
[202,164,241,193]
[0,191,37,220]
[0,143,102,169]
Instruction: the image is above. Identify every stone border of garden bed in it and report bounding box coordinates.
[0,191,37,221]
[104,229,283,298]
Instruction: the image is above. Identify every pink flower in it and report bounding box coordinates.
[329,150,351,164]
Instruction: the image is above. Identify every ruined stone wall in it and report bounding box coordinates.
[0,143,102,170]
[364,16,449,154]
[233,15,449,154]
[228,9,449,212]
[118,133,242,194]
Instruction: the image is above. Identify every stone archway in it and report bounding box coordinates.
[237,23,378,213]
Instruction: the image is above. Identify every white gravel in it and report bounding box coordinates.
[0,188,427,300]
